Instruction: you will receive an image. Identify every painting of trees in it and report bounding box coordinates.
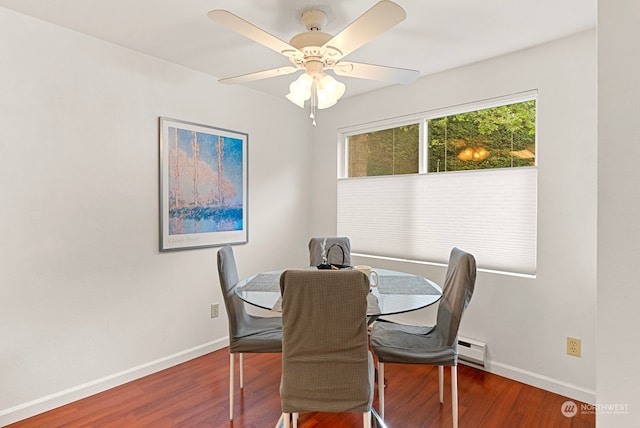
[167,128,244,235]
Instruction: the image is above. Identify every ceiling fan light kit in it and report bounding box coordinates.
[207,1,419,123]
[286,59,346,111]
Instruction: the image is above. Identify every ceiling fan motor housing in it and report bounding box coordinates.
[287,9,342,68]
[289,31,332,50]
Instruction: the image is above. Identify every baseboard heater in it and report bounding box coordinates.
[457,336,486,367]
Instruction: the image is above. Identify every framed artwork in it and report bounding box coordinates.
[159,117,248,251]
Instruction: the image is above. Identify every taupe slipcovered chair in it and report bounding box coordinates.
[308,237,351,267]
[278,269,374,428]
[217,246,282,421]
[370,247,476,428]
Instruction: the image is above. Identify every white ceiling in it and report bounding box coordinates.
[0,0,596,100]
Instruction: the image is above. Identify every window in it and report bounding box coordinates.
[428,101,536,173]
[345,100,536,177]
[347,124,420,177]
[338,92,537,276]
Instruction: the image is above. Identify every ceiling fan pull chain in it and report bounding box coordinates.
[310,79,317,126]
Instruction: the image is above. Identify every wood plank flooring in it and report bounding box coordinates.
[8,348,595,427]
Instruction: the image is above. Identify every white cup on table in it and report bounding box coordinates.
[354,265,379,287]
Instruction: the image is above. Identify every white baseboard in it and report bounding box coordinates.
[0,338,229,427]
[485,360,596,404]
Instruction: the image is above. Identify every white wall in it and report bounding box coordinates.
[310,31,597,403]
[0,8,311,425]
[597,0,640,426]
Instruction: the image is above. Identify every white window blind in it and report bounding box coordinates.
[337,167,537,275]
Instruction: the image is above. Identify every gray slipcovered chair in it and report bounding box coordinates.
[308,236,352,267]
[370,247,476,428]
[217,246,282,421]
[278,269,374,428]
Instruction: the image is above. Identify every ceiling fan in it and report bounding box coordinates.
[207,0,419,117]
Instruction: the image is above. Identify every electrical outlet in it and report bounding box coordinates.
[210,303,219,318]
[567,337,581,357]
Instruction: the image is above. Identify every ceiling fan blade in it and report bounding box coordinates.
[331,62,419,84]
[219,67,300,85]
[322,0,407,59]
[207,10,301,57]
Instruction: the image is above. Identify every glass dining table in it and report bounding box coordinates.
[235,267,442,317]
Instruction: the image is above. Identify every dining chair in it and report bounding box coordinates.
[278,269,374,428]
[370,247,476,428]
[217,246,282,421]
[308,236,351,267]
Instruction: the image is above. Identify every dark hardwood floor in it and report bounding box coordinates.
[8,348,594,427]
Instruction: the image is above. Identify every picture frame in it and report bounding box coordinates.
[159,117,248,251]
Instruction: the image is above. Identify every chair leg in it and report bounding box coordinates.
[378,361,385,419]
[363,411,372,428]
[438,365,444,404]
[229,353,234,420]
[239,352,244,389]
[283,413,291,428]
[451,365,458,428]
[293,413,298,428]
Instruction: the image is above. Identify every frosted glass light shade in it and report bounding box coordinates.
[317,75,345,109]
[286,73,313,108]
